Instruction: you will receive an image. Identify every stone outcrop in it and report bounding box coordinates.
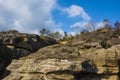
[0,30,57,59]
[1,30,120,80]
[3,41,120,80]
[0,30,58,79]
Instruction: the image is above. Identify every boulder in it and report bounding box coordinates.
[0,30,57,59]
[110,36,120,45]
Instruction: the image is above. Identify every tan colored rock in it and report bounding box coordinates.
[3,42,120,80]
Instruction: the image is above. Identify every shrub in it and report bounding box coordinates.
[100,40,112,49]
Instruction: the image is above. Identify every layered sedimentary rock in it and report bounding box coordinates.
[4,41,120,80]
[0,30,57,79]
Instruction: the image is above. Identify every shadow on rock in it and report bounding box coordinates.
[0,39,13,79]
[74,60,100,80]
[82,60,98,73]
[0,70,11,80]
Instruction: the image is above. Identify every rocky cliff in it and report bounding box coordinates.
[0,30,57,59]
[0,30,57,79]
[3,40,120,80]
[1,30,120,80]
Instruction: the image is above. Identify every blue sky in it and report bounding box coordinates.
[58,0,120,20]
[0,0,120,35]
[56,0,120,32]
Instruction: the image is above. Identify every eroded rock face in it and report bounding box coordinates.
[0,30,58,79]
[4,41,120,80]
[0,30,57,59]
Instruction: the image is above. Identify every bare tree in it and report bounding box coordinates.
[40,28,51,36]
[114,21,120,36]
[52,32,62,40]
[64,31,68,38]
[83,21,96,32]
[103,19,112,30]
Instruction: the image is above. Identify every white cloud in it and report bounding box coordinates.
[71,21,86,29]
[64,5,90,21]
[0,0,63,34]
[96,22,104,29]
[65,5,92,34]
[70,21,87,32]
[95,21,109,29]
[44,18,64,34]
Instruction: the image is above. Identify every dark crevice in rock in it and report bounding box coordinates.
[0,70,11,80]
[118,60,120,79]
[46,70,75,75]
[74,72,101,80]
[19,72,44,74]
[74,72,118,80]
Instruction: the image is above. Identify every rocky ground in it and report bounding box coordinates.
[1,30,120,80]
